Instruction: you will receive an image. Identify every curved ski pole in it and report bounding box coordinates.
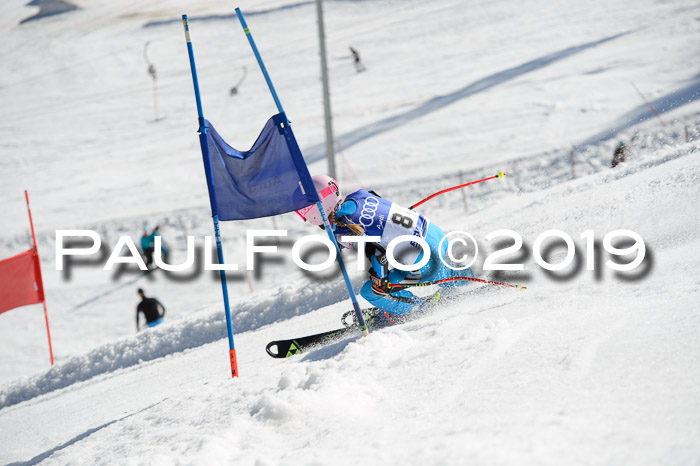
[410,171,506,210]
[388,276,526,291]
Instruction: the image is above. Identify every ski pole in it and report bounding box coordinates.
[388,276,526,291]
[410,172,506,210]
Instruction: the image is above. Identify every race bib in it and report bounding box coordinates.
[382,204,426,265]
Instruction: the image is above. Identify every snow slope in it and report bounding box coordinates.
[2,138,698,465]
[1,0,699,463]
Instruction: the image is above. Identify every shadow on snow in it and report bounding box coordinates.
[576,76,700,148]
[7,399,165,466]
[303,31,634,162]
[143,2,314,28]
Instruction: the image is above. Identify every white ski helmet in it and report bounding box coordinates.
[295,175,341,225]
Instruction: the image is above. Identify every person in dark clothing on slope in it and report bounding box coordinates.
[136,288,165,331]
[611,141,628,168]
[349,46,366,72]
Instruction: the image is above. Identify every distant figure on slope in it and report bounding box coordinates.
[611,141,628,168]
[140,228,155,268]
[295,175,475,325]
[140,225,167,268]
[136,288,165,331]
[349,46,366,73]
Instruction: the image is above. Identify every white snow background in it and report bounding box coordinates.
[1,0,699,464]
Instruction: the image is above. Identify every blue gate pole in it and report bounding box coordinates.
[235,8,285,115]
[182,15,240,377]
[235,8,368,336]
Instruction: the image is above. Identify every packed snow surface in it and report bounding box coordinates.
[1,0,699,464]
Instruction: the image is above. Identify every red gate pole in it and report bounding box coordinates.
[25,190,54,366]
[631,82,667,127]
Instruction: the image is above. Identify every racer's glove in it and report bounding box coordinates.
[369,268,390,296]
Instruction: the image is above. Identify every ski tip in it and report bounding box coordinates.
[497,171,506,179]
[518,284,526,291]
[265,341,281,358]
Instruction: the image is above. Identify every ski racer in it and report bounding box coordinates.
[611,140,628,168]
[296,175,475,325]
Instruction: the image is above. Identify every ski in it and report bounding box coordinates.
[265,308,383,358]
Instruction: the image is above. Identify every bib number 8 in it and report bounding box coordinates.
[391,213,414,229]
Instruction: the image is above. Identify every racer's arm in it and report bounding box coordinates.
[334,200,357,218]
[156,299,165,319]
[336,196,388,294]
[331,200,359,245]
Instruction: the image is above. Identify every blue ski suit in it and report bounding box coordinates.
[332,190,474,323]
